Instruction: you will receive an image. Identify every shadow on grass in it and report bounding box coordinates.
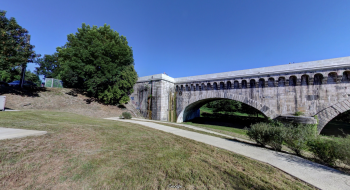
[0,86,47,97]
[65,88,120,106]
[189,113,267,129]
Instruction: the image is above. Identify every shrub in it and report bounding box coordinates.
[247,122,271,147]
[282,124,314,156]
[307,137,340,166]
[122,112,132,119]
[294,111,304,116]
[334,135,350,165]
[247,121,284,150]
[266,126,284,151]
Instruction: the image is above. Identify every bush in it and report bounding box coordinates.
[266,126,284,151]
[294,111,304,116]
[282,124,314,156]
[307,137,340,166]
[122,112,132,119]
[334,135,350,165]
[247,123,271,147]
[247,122,284,151]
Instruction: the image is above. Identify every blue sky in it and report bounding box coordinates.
[2,0,350,79]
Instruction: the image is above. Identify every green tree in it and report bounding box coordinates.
[0,66,40,86]
[210,99,241,114]
[25,70,41,86]
[57,23,138,104]
[0,10,38,85]
[204,99,263,117]
[34,53,60,79]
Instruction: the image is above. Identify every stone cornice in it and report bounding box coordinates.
[137,56,350,84]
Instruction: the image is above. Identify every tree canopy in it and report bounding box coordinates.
[0,66,40,85]
[35,53,60,79]
[0,10,38,75]
[57,23,138,104]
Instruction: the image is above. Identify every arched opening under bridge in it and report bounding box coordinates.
[320,109,350,137]
[177,98,271,131]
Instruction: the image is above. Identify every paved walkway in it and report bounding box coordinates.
[0,127,47,140]
[105,117,350,190]
[131,118,252,143]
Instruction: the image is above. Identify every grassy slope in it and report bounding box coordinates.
[0,86,125,118]
[0,111,314,189]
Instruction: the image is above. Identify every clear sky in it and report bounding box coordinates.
[2,0,350,79]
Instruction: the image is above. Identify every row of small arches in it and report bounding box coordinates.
[176,71,350,91]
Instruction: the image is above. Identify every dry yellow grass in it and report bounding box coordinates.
[1,87,125,118]
[0,110,315,189]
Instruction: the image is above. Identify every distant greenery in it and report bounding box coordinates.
[34,53,61,79]
[201,99,264,118]
[0,67,41,86]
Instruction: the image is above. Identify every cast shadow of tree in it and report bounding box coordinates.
[0,86,47,97]
[65,88,124,106]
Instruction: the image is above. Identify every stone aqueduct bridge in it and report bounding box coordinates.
[130,57,350,133]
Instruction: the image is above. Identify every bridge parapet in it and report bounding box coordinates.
[130,56,350,133]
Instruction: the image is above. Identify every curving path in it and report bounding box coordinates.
[105,117,350,190]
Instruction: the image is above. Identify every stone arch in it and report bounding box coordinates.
[213,82,218,90]
[220,82,225,90]
[185,85,189,91]
[268,78,275,87]
[201,83,205,90]
[191,84,195,91]
[207,83,211,90]
[342,71,350,83]
[180,85,184,91]
[250,79,256,88]
[301,74,309,86]
[315,99,350,133]
[242,80,247,89]
[314,73,323,85]
[176,85,179,91]
[196,84,200,91]
[176,92,278,123]
[258,78,265,88]
[233,81,239,89]
[278,77,285,87]
[327,72,337,84]
[289,76,297,86]
[227,81,232,89]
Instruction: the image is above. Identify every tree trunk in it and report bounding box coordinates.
[19,64,26,88]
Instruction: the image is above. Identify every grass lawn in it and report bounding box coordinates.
[184,121,248,138]
[0,111,314,189]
